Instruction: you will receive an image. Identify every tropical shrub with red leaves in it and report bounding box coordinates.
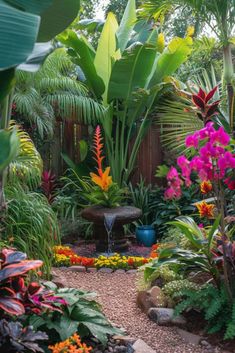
[0,249,66,317]
[41,170,57,204]
[192,86,220,124]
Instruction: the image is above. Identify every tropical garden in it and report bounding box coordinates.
[0,0,235,352]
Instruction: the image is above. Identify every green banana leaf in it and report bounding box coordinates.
[60,31,105,98]
[108,43,158,102]
[37,0,80,42]
[94,12,119,104]
[117,0,137,52]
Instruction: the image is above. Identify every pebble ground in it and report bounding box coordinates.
[54,269,222,353]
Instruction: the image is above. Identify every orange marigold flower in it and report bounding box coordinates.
[196,201,215,218]
[200,181,212,194]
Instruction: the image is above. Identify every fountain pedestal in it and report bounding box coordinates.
[81,206,142,252]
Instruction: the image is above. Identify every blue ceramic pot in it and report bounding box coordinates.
[135,225,156,247]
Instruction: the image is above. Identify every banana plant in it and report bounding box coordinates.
[139,0,235,128]
[0,0,80,210]
[60,0,193,186]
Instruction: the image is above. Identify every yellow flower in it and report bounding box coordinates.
[196,201,215,218]
[157,33,165,53]
[186,26,195,37]
[90,167,112,191]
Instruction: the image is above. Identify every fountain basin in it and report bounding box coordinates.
[81,206,142,252]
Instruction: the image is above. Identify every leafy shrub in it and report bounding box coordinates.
[174,284,235,340]
[162,279,200,298]
[29,283,122,345]
[0,320,48,353]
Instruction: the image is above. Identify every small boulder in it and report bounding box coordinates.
[132,339,156,353]
[137,291,152,313]
[70,266,86,272]
[176,328,201,345]
[148,308,186,326]
[99,268,113,273]
[148,286,166,308]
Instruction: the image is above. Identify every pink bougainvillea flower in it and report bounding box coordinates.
[224,177,235,190]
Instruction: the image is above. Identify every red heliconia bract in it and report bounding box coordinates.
[41,170,57,204]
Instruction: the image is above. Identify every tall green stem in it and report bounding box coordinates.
[223,44,234,129]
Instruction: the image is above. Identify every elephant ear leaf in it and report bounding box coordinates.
[0,129,19,173]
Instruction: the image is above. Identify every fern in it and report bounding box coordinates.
[174,284,235,339]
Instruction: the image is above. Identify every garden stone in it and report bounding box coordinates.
[148,286,166,308]
[136,291,152,313]
[113,336,136,345]
[132,339,156,353]
[176,328,202,345]
[87,267,97,273]
[115,269,126,274]
[148,308,186,326]
[70,265,86,272]
[127,270,137,274]
[99,267,113,273]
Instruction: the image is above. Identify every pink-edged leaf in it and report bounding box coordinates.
[0,260,43,282]
[0,287,16,297]
[0,298,25,315]
[2,249,27,265]
[192,95,205,110]
[205,86,218,103]
[198,87,206,100]
[206,101,220,118]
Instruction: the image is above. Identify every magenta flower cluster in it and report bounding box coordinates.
[165,122,235,200]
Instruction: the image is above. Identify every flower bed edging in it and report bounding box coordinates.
[59,265,138,274]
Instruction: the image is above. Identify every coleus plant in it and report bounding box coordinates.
[0,319,48,353]
[192,86,220,124]
[0,249,66,316]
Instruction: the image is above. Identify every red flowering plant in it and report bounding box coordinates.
[83,126,124,208]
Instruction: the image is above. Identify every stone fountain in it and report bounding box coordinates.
[81,206,142,252]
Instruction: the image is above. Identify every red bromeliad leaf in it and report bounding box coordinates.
[205,86,218,103]
[0,260,43,282]
[192,95,205,110]
[198,87,206,100]
[0,287,15,297]
[206,101,220,118]
[0,298,25,315]
[28,282,42,296]
[11,277,25,292]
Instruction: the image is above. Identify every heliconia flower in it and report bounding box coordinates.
[200,181,212,194]
[196,201,215,218]
[91,126,113,191]
[90,167,112,191]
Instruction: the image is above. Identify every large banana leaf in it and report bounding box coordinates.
[150,36,193,85]
[37,0,80,42]
[0,1,41,70]
[94,12,119,104]
[117,0,137,52]
[108,43,159,102]
[59,31,105,98]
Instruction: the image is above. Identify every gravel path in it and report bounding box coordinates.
[54,269,220,353]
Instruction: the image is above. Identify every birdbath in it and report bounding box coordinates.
[81,206,142,252]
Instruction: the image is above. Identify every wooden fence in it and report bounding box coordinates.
[40,121,163,185]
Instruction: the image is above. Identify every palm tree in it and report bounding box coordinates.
[139,0,235,127]
[14,48,107,139]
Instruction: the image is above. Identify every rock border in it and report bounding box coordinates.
[56,266,138,274]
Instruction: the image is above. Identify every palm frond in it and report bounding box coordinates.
[8,121,43,189]
[155,96,203,153]
[45,94,108,125]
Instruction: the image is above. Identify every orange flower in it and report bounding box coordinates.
[196,201,215,218]
[90,167,112,191]
[200,181,212,194]
[90,126,112,191]
[49,333,92,353]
